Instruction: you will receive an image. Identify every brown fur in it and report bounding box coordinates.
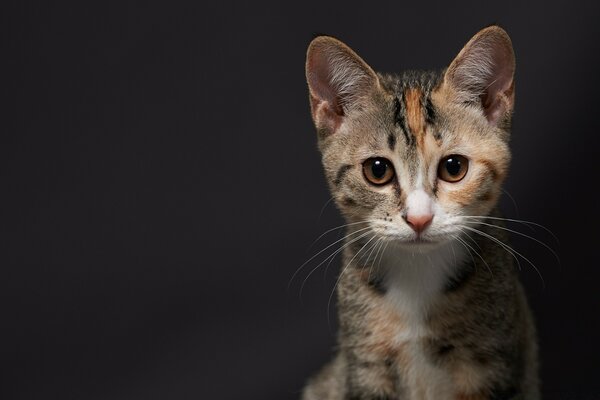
[302,26,539,400]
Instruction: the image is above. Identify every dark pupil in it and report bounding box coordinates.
[446,158,461,176]
[371,160,387,179]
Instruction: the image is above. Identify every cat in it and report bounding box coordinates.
[301,26,539,400]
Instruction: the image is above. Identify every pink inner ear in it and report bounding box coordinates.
[309,95,342,134]
[446,27,515,126]
[305,37,379,135]
[306,51,344,116]
[482,80,514,125]
[306,52,345,135]
[481,45,515,124]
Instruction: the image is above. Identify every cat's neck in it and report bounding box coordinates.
[376,239,469,322]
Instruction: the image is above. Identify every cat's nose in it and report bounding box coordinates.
[404,189,434,234]
[404,213,433,234]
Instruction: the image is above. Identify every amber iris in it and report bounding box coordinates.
[363,158,395,186]
[438,155,469,182]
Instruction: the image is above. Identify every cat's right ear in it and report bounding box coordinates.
[305,36,379,135]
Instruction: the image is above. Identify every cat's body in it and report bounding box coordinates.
[302,27,539,399]
[302,215,538,400]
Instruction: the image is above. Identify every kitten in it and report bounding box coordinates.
[301,26,539,400]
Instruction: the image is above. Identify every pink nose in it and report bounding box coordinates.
[405,214,433,234]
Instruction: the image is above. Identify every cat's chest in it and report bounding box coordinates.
[384,318,487,400]
[372,245,479,399]
[379,242,464,325]
[381,290,455,400]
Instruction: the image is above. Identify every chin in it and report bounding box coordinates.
[390,234,451,251]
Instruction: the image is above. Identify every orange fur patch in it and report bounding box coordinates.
[404,88,425,142]
[363,304,404,355]
[478,158,502,181]
[445,177,484,206]
[453,361,488,399]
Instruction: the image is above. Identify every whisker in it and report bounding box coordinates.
[377,240,390,277]
[450,237,458,267]
[454,232,493,277]
[288,226,372,291]
[298,230,372,297]
[457,225,523,273]
[361,237,382,266]
[458,227,483,251]
[501,188,520,217]
[452,234,475,267]
[460,215,559,244]
[327,234,377,327]
[366,238,385,285]
[317,196,334,221]
[460,225,545,288]
[377,240,390,269]
[308,220,373,251]
[322,230,374,280]
[464,220,561,265]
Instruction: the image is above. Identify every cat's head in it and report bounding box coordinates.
[305,26,514,247]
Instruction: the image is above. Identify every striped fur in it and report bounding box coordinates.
[303,26,538,400]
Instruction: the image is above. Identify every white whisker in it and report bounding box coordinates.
[464,220,560,264]
[454,232,493,277]
[460,215,559,244]
[288,226,372,291]
[308,220,373,250]
[298,230,372,297]
[327,234,377,327]
[366,238,385,285]
[317,196,335,221]
[501,188,520,217]
[460,225,545,288]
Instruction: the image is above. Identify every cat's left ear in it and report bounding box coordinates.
[443,26,515,126]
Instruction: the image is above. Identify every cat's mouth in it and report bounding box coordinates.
[411,237,436,243]
[394,233,450,248]
[408,237,440,246]
[370,221,456,248]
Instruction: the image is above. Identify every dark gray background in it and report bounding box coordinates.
[2,1,599,399]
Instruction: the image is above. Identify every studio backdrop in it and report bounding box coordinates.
[2,1,599,399]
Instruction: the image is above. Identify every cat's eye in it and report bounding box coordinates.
[438,155,469,182]
[362,158,395,186]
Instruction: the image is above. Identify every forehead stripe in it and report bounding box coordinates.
[424,95,436,124]
[403,88,426,142]
[394,96,412,145]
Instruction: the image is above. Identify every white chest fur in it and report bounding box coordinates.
[381,239,466,320]
[379,240,467,400]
